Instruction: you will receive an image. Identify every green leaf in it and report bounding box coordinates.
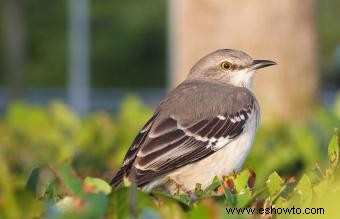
[231,170,256,208]
[107,187,156,219]
[107,188,130,219]
[328,129,340,166]
[313,179,330,198]
[266,172,284,197]
[59,163,83,196]
[83,193,108,218]
[222,184,236,206]
[275,196,287,208]
[14,190,43,219]
[235,189,252,208]
[234,169,252,192]
[84,177,112,195]
[25,167,40,197]
[0,156,20,219]
[157,199,187,219]
[44,179,60,203]
[188,203,211,219]
[194,183,203,197]
[25,166,58,200]
[172,194,191,206]
[295,174,312,206]
[203,177,220,194]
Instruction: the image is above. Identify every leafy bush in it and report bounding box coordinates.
[0,95,339,218]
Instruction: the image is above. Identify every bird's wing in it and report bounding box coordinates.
[110,112,159,187]
[110,81,258,187]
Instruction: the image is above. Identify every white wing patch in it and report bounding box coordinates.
[177,123,209,142]
[211,137,231,150]
[217,115,226,120]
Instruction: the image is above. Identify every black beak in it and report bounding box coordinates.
[250,60,277,70]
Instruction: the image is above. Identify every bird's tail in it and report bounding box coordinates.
[110,168,124,188]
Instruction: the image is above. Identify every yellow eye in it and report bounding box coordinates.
[221,61,233,71]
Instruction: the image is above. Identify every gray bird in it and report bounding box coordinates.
[110,49,276,194]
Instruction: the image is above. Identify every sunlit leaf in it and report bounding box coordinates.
[84,177,112,195]
[234,169,253,192]
[235,189,253,208]
[266,172,284,197]
[313,179,330,198]
[295,174,313,206]
[275,196,289,208]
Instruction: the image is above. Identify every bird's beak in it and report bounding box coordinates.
[250,60,277,70]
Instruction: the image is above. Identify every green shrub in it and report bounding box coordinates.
[0,95,339,218]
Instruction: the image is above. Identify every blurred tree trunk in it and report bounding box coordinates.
[3,0,25,101]
[168,0,318,122]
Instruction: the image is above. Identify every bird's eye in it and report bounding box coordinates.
[220,61,233,71]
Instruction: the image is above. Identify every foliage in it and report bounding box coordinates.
[0,96,340,218]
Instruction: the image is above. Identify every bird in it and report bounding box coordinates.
[110,49,276,194]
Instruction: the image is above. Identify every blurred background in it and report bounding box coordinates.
[0,0,340,217]
[0,0,339,116]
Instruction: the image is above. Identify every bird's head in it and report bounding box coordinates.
[187,49,276,89]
